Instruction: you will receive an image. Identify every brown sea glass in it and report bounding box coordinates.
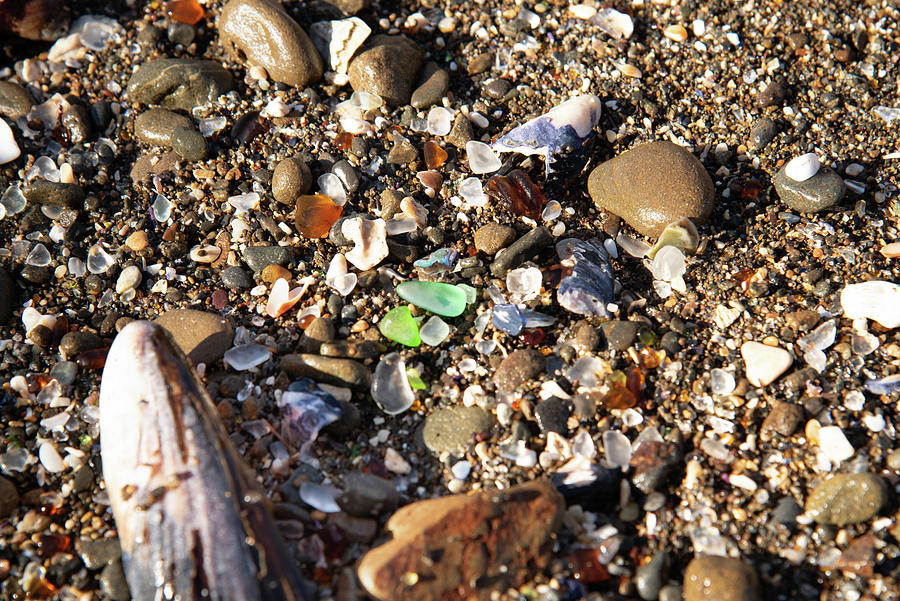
[295,194,342,238]
[485,169,547,219]
[423,140,448,169]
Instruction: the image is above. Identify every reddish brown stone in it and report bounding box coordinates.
[357,479,564,601]
[837,534,876,577]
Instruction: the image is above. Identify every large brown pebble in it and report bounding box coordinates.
[134,108,192,147]
[494,349,545,392]
[219,0,322,87]
[474,223,517,255]
[272,156,313,204]
[154,309,233,365]
[684,556,760,601]
[357,479,564,601]
[348,35,424,106]
[588,141,714,239]
[805,473,889,526]
[0,81,35,118]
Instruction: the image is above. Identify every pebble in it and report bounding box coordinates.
[748,117,777,150]
[557,240,615,317]
[79,539,122,570]
[601,320,640,351]
[467,52,494,75]
[0,118,20,164]
[410,62,449,109]
[773,163,845,213]
[59,331,103,360]
[310,17,370,76]
[635,551,668,601]
[630,440,681,493]
[421,406,493,455]
[115,265,142,294]
[683,556,760,601]
[840,281,900,329]
[588,141,715,238]
[154,308,234,365]
[170,126,208,160]
[494,349,545,392]
[805,473,889,526]
[242,245,293,272]
[22,180,84,208]
[322,0,370,15]
[281,353,373,390]
[759,401,803,441]
[490,226,552,277]
[446,112,474,149]
[348,35,424,105]
[740,341,793,387]
[299,317,333,353]
[221,266,253,290]
[0,475,18,516]
[219,0,323,87]
[126,58,234,110]
[337,472,400,517]
[534,397,569,434]
[772,497,802,525]
[357,479,563,601]
[124,230,149,252]
[100,562,131,601]
[0,81,35,118]
[758,78,786,106]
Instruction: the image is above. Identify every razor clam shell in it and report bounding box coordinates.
[99,321,309,601]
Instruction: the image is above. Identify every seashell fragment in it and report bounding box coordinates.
[310,17,371,76]
[556,239,615,317]
[492,94,602,175]
[265,277,312,318]
[99,321,311,601]
[589,8,633,40]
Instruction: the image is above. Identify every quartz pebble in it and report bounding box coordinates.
[0,119,21,164]
[465,141,502,174]
[784,153,820,182]
[371,352,415,414]
[741,341,792,387]
[115,265,142,294]
[818,425,854,463]
[840,281,900,329]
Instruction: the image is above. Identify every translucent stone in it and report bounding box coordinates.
[653,279,673,298]
[843,390,865,411]
[690,527,728,557]
[420,316,450,346]
[506,266,542,302]
[804,348,827,372]
[151,194,173,222]
[784,153,820,182]
[325,253,357,296]
[797,319,836,352]
[426,107,453,136]
[86,244,114,274]
[385,217,418,235]
[865,374,900,395]
[647,218,699,259]
[396,280,467,317]
[299,482,342,513]
[709,368,735,395]
[590,7,633,39]
[423,141,448,169]
[648,245,686,281]
[572,430,596,458]
[198,116,227,136]
[343,217,388,271]
[67,257,85,278]
[603,431,632,469]
[371,352,415,415]
[486,169,547,219]
[28,157,60,182]
[841,281,900,329]
[25,243,51,267]
[466,141,502,174]
[115,265,142,294]
[475,339,496,355]
[279,380,343,452]
[492,303,525,336]
[295,194,342,239]
[457,284,477,304]
[223,344,272,370]
[379,306,421,347]
[616,232,651,258]
[353,90,383,111]
[39,441,65,473]
[318,173,347,206]
[227,192,260,214]
[40,410,70,432]
[36,379,62,405]
[873,106,900,124]
[1,185,26,215]
[451,460,471,480]
[541,200,561,221]
[851,332,879,355]
[0,120,20,164]
[458,177,487,207]
[566,357,607,387]
[818,425,854,462]
[72,15,124,50]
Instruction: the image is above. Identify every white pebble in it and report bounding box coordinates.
[840,281,900,329]
[741,341,793,387]
[39,441,66,473]
[0,119,21,164]
[115,265,142,294]
[426,107,452,136]
[458,177,487,207]
[817,425,854,463]
[784,153,820,182]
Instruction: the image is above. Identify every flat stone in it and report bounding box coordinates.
[740,341,793,387]
[0,81,35,118]
[0,475,19,517]
[126,58,234,111]
[0,268,17,324]
[357,479,564,601]
[79,538,122,570]
[410,62,449,109]
[348,35,424,106]
[748,117,777,150]
[337,472,400,517]
[272,156,313,204]
[154,309,233,365]
[805,473,889,526]
[170,126,207,160]
[134,108,192,147]
[773,164,846,213]
[22,180,84,208]
[588,141,715,239]
[601,320,641,351]
[490,226,552,278]
[494,349,545,392]
[59,331,103,360]
[422,406,493,455]
[219,0,323,87]
[760,401,803,441]
[281,354,372,390]
[242,245,293,272]
[474,223,516,255]
[684,556,759,601]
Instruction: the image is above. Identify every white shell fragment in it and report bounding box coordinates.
[818,426,854,463]
[325,253,357,297]
[741,341,793,387]
[840,281,900,329]
[265,278,308,318]
[0,120,21,164]
[343,216,389,271]
[492,95,602,174]
[784,153,821,182]
[590,8,633,40]
[310,17,371,75]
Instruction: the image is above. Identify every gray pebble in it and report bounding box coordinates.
[272,156,313,204]
[100,562,131,601]
[658,585,683,601]
[446,112,474,149]
[0,81,35,118]
[59,331,103,360]
[281,354,372,389]
[483,78,512,100]
[337,472,399,517]
[242,245,293,272]
[332,160,359,193]
[410,61,449,109]
[636,551,668,601]
[773,164,846,213]
[494,349,545,392]
[534,397,569,434]
[170,126,208,160]
[23,180,85,208]
[71,463,93,493]
[422,406,493,455]
[167,21,195,46]
[300,317,334,353]
[0,267,17,324]
[61,105,94,144]
[126,58,234,111]
[221,266,253,290]
[749,117,777,150]
[490,226,552,277]
[49,361,78,385]
[772,496,801,525]
[80,538,123,570]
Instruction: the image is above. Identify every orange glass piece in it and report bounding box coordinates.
[423,140,448,169]
[294,194,342,238]
[485,169,546,219]
[334,132,354,150]
[571,548,611,583]
[519,328,545,345]
[167,0,204,24]
[298,313,316,329]
[76,348,109,370]
[626,366,644,400]
[601,382,637,409]
[638,347,661,369]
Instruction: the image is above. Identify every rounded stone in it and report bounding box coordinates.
[154,308,234,365]
[348,35,425,106]
[474,223,517,255]
[0,475,19,517]
[22,180,85,208]
[272,156,313,204]
[170,126,208,160]
[773,164,846,213]
[0,81,35,119]
[600,320,641,351]
[134,108,192,147]
[422,406,493,455]
[493,349,545,392]
[749,117,777,151]
[410,62,449,109]
[126,59,234,111]
[683,556,759,601]
[805,473,889,526]
[218,0,323,87]
[587,141,715,239]
[59,331,103,360]
[337,472,400,517]
[221,266,253,290]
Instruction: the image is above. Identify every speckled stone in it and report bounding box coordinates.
[134,108,193,147]
[348,35,424,106]
[272,156,313,204]
[221,266,253,289]
[684,556,759,601]
[494,349,545,392]
[126,59,234,110]
[154,308,234,365]
[170,126,208,160]
[806,473,889,526]
[588,141,715,239]
[422,406,493,455]
[474,223,517,255]
[773,164,846,213]
[0,81,35,118]
[749,117,777,150]
[22,180,84,208]
[219,0,323,87]
[281,354,372,390]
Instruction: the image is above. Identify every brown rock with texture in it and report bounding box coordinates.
[358,479,564,601]
[588,141,714,239]
[154,308,233,365]
[684,556,760,601]
[348,35,424,106]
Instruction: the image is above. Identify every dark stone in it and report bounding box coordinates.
[100,561,131,601]
[321,0,370,14]
[0,81,35,118]
[534,397,570,434]
[167,21,196,45]
[467,52,494,75]
[805,473,890,526]
[22,180,84,208]
[490,226,552,278]
[170,126,208,160]
[319,341,380,359]
[79,539,122,570]
[49,361,77,385]
[483,78,512,100]
[550,463,619,510]
[474,223,516,255]
[61,105,94,144]
[300,317,333,353]
[154,309,234,365]
[636,551,668,601]
[601,320,641,351]
[630,441,682,493]
[772,496,801,526]
[760,401,803,441]
[411,62,450,109]
[59,331,103,360]
[773,165,846,213]
[684,556,760,601]
[221,266,253,290]
[337,472,400,517]
[0,268,18,324]
[758,78,787,107]
[242,245,293,272]
[0,475,19,516]
[660,331,681,355]
[571,320,600,353]
[21,265,52,284]
[749,117,777,150]
[126,58,234,111]
[446,112,473,149]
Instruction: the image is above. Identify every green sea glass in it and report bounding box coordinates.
[396,281,467,317]
[379,306,421,347]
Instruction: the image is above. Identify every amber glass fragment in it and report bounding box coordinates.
[76,348,109,370]
[334,132,354,151]
[485,169,546,219]
[167,0,204,24]
[626,367,644,400]
[298,313,316,329]
[571,548,611,583]
[37,533,71,555]
[638,347,661,369]
[423,140,448,169]
[295,194,342,238]
[601,382,637,409]
[520,328,545,345]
